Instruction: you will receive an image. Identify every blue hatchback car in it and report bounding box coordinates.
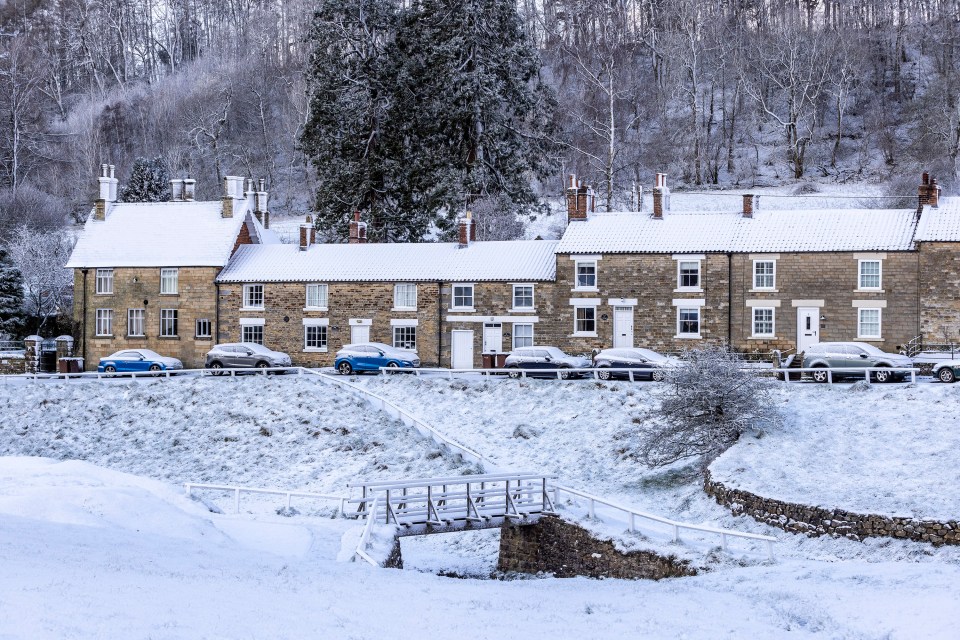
[334,343,420,375]
[97,349,184,374]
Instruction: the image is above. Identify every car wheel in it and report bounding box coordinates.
[256,361,270,373]
[558,368,570,380]
[387,362,400,369]
[209,361,224,376]
[652,370,666,382]
[149,363,162,377]
[873,368,892,383]
[811,369,829,383]
[338,361,353,375]
[104,365,116,376]
[597,368,612,381]
[507,368,521,379]
[939,367,956,383]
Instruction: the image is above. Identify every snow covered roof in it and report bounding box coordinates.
[216,240,559,283]
[555,208,919,254]
[66,201,272,268]
[914,198,960,242]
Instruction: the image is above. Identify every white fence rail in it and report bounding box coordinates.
[183,482,347,514]
[354,493,383,566]
[775,366,919,384]
[3,366,304,382]
[379,366,667,381]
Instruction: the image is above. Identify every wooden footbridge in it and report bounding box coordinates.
[347,472,556,536]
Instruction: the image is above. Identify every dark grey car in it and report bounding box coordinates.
[204,342,292,372]
[801,342,913,382]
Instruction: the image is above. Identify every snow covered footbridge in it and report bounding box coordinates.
[347,472,556,535]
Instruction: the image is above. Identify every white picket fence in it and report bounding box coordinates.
[183,482,347,514]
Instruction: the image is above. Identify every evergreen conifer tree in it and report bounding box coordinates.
[0,249,25,339]
[119,157,172,203]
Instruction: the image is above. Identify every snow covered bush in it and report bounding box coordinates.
[638,346,780,471]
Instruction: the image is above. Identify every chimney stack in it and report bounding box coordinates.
[255,179,269,229]
[299,218,315,251]
[742,194,755,218]
[94,164,116,221]
[918,172,940,214]
[170,179,184,201]
[348,211,368,244]
[222,175,244,218]
[566,174,590,223]
[108,165,118,202]
[652,173,670,219]
[458,211,474,247]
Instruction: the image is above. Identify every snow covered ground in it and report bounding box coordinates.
[1,374,959,638]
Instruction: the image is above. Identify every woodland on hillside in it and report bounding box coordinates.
[0,0,959,236]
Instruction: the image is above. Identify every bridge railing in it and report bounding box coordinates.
[347,473,556,528]
[552,485,776,560]
[183,481,347,514]
[775,366,918,384]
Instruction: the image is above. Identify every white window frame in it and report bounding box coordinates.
[242,324,264,345]
[392,325,417,350]
[159,308,178,337]
[451,284,475,311]
[573,306,597,336]
[394,283,417,311]
[512,323,534,349]
[511,284,535,311]
[858,260,882,291]
[752,307,775,338]
[95,269,114,295]
[857,308,882,339]
[305,283,328,310]
[195,318,212,338]
[95,309,113,336]
[676,260,702,292]
[127,309,145,337]
[676,307,701,338]
[243,283,265,310]
[304,324,328,352]
[753,260,776,290]
[574,260,598,291]
[160,268,178,295]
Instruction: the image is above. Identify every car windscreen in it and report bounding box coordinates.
[545,347,567,359]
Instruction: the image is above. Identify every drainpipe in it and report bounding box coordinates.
[81,269,88,369]
[726,253,733,347]
[215,281,221,344]
[916,249,921,347]
[437,281,443,367]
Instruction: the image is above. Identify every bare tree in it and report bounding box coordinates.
[4,226,75,332]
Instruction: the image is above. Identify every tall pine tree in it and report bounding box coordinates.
[119,157,171,203]
[300,0,556,242]
[0,249,25,339]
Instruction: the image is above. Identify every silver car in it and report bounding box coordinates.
[503,346,591,379]
[592,348,679,381]
[801,342,913,383]
[204,342,292,372]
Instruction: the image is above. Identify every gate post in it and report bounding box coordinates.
[23,336,42,374]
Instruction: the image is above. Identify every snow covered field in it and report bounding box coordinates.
[1,374,959,638]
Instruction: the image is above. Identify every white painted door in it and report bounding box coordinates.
[351,325,370,344]
[451,330,474,369]
[797,307,820,353]
[482,323,503,353]
[613,306,634,348]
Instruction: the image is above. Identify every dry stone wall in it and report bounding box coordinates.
[704,471,960,546]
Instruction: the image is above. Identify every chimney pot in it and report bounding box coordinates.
[170,179,184,201]
[652,173,669,219]
[349,211,361,243]
[458,214,473,247]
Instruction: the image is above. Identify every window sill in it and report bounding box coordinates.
[194,336,213,341]
[749,336,777,340]
[159,293,179,297]
[570,332,598,338]
[303,348,329,353]
[857,337,884,342]
[674,334,702,339]
[95,292,114,296]
[95,335,114,339]
[448,308,476,313]
[304,307,329,312]
[673,288,703,294]
[508,308,535,314]
[571,287,599,293]
[392,307,417,312]
[240,307,265,312]
[125,335,147,340]
[854,289,884,294]
[748,289,779,293]
[158,336,180,340]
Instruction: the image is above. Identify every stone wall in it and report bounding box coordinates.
[0,353,24,374]
[497,515,695,579]
[918,241,960,345]
[704,471,960,546]
[73,266,221,370]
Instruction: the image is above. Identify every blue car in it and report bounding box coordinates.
[335,342,420,375]
[97,349,184,374]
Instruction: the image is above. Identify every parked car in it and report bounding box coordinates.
[334,343,421,375]
[204,343,292,372]
[503,346,591,379]
[97,349,183,374]
[932,361,960,383]
[592,348,679,381]
[801,342,913,382]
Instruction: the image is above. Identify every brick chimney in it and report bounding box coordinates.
[918,172,940,214]
[652,173,670,219]
[566,174,590,223]
[255,179,269,229]
[299,219,315,251]
[742,194,755,218]
[349,211,368,244]
[458,211,474,247]
[94,164,117,221]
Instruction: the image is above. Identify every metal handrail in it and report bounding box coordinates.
[775,366,919,384]
[183,482,347,514]
[354,493,383,566]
